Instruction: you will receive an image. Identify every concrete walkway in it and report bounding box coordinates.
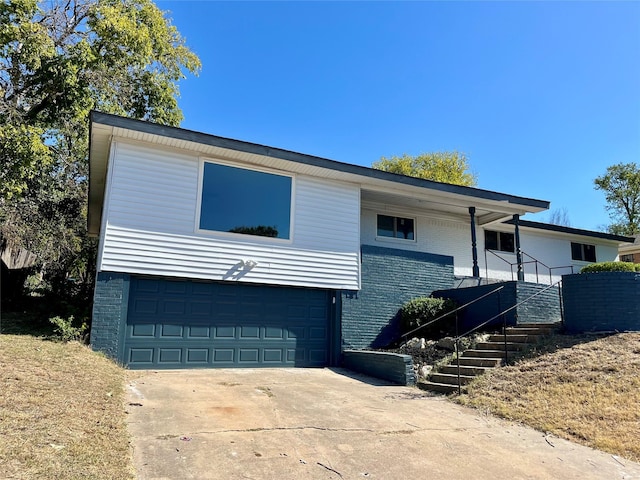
[125,368,640,480]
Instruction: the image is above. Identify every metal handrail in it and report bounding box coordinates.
[400,285,505,345]
[451,279,563,394]
[522,252,574,283]
[484,248,574,284]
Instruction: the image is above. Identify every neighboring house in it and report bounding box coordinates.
[619,234,640,263]
[88,112,632,369]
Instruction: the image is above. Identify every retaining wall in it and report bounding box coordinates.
[342,350,416,386]
[562,272,640,333]
[433,281,561,333]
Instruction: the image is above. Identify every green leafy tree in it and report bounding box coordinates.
[594,163,640,236]
[0,0,200,304]
[372,151,477,187]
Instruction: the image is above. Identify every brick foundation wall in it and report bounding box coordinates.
[341,245,454,350]
[90,272,130,362]
[563,272,640,333]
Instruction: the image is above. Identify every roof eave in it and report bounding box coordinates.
[87,111,550,235]
[505,219,635,244]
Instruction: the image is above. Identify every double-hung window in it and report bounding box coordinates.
[571,242,596,262]
[485,230,515,253]
[377,215,415,240]
[199,161,293,240]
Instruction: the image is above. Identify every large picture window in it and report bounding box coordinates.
[199,162,292,240]
[571,242,596,262]
[377,215,415,240]
[485,230,515,253]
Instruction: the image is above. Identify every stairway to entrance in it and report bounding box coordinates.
[421,323,560,394]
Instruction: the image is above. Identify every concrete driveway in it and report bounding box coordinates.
[125,368,640,480]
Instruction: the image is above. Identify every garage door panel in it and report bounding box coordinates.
[129,348,154,364]
[214,326,236,339]
[309,349,328,363]
[186,349,209,363]
[239,349,259,363]
[164,281,187,294]
[265,327,284,339]
[136,278,160,293]
[239,326,260,339]
[263,349,283,363]
[164,301,185,315]
[287,327,305,339]
[158,348,182,363]
[213,349,235,363]
[309,327,328,340]
[190,301,212,316]
[131,324,156,337]
[187,326,210,338]
[133,299,158,315]
[160,324,183,337]
[124,277,331,368]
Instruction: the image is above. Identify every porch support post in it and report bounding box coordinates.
[513,214,525,281]
[469,207,480,277]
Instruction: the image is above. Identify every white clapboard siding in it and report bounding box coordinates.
[294,176,360,252]
[100,141,361,290]
[106,142,199,233]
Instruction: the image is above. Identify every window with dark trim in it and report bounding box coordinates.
[485,230,515,253]
[571,242,596,262]
[620,254,634,263]
[377,215,415,240]
[199,162,292,239]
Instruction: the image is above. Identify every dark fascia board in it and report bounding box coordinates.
[89,111,550,210]
[506,219,635,243]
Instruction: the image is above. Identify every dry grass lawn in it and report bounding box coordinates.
[0,334,134,479]
[2,312,639,477]
[456,332,640,463]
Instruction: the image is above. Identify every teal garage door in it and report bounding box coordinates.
[123,277,332,369]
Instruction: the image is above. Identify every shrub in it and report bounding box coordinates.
[49,315,88,342]
[401,296,457,334]
[580,262,640,273]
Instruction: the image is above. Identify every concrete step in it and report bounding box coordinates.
[439,365,492,376]
[429,373,476,385]
[504,327,543,334]
[486,334,530,343]
[461,349,506,359]
[476,341,525,351]
[456,357,503,367]
[418,381,462,394]
[507,323,560,334]
[516,322,560,328]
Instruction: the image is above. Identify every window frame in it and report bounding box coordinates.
[195,158,295,243]
[375,214,417,242]
[571,242,597,263]
[484,230,515,253]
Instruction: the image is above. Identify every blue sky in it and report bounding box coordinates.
[157,1,640,232]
